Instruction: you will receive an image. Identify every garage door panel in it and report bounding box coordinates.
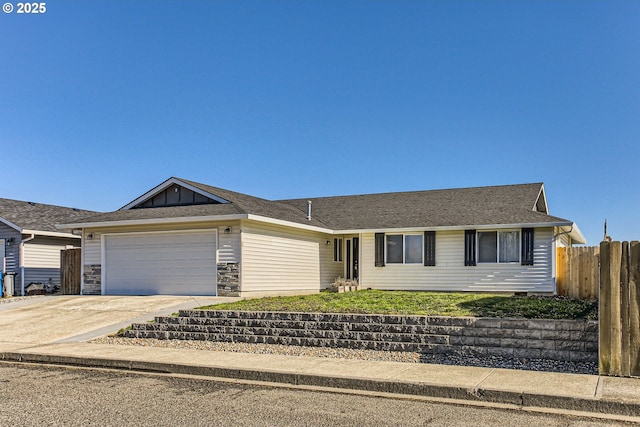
[104,231,217,296]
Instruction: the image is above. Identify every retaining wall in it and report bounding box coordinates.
[122,310,598,363]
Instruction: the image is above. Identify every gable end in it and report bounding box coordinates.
[534,185,549,214]
[132,184,223,209]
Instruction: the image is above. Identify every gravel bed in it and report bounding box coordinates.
[93,336,598,374]
[420,352,598,375]
[92,336,422,363]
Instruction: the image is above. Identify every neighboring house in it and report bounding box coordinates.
[57,177,585,297]
[0,198,97,295]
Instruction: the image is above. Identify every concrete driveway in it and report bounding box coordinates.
[0,295,236,351]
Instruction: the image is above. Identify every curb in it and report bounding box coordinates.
[3,351,640,418]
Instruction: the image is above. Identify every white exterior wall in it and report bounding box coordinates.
[240,221,336,295]
[360,228,555,293]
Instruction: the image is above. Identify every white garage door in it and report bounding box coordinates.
[104,231,217,295]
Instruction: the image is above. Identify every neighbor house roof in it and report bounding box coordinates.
[57,178,584,243]
[0,198,98,237]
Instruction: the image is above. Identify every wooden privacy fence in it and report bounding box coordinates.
[556,246,599,300]
[599,241,640,377]
[60,248,81,295]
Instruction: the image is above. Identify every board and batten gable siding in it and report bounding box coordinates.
[0,222,20,272]
[240,221,337,294]
[360,228,555,293]
[23,236,78,287]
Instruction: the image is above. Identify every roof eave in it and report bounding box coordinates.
[0,217,22,232]
[334,221,575,234]
[561,223,587,245]
[22,229,80,239]
[56,214,250,230]
[245,214,334,234]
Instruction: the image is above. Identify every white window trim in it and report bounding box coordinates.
[386,233,423,265]
[477,229,521,264]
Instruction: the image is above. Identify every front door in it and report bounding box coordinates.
[345,237,359,281]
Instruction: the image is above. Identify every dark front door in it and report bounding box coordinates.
[346,237,359,281]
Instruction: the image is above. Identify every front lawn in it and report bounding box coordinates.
[201,290,598,320]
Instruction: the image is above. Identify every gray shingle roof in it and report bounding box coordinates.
[0,198,98,233]
[60,179,574,231]
[278,183,572,230]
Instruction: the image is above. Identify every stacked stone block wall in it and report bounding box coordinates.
[217,263,240,296]
[82,264,101,295]
[123,311,598,363]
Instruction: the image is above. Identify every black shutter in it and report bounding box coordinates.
[424,231,436,266]
[521,228,534,265]
[375,233,385,267]
[464,230,476,266]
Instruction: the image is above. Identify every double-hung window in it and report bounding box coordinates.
[386,234,423,264]
[477,230,520,263]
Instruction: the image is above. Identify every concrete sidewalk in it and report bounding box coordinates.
[1,296,640,421]
[3,342,640,421]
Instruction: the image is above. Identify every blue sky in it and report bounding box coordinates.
[1,0,638,245]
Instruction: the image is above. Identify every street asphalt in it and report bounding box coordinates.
[1,295,639,423]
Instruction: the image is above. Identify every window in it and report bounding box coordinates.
[478,230,520,263]
[386,234,423,264]
[333,238,343,262]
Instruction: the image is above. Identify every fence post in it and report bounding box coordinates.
[556,247,566,296]
[621,242,630,377]
[630,241,640,376]
[599,241,622,375]
[569,248,579,299]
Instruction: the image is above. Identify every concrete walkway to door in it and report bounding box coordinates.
[0,295,237,351]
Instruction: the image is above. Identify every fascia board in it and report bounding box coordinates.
[56,214,249,230]
[568,223,587,245]
[0,216,22,232]
[534,184,550,214]
[120,177,230,210]
[333,221,574,234]
[22,229,80,239]
[245,214,335,234]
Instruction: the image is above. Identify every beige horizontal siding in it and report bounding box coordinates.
[84,231,102,265]
[240,221,331,293]
[23,237,73,269]
[217,227,240,263]
[361,228,554,293]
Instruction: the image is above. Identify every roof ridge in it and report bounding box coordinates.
[278,182,544,202]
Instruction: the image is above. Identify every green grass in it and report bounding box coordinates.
[200,290,598,320]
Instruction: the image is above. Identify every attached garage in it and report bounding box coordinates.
[103,230,218,295]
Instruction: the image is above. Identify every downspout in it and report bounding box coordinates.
[20,234,35,296]
[554,225,574,245]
